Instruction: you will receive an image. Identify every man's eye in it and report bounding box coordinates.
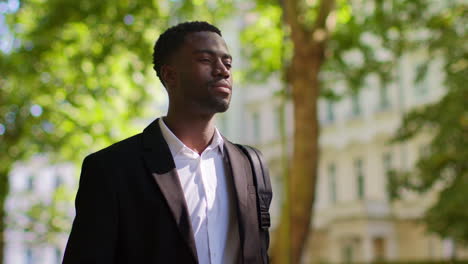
[199,58,211,63]
[224,62,232,68]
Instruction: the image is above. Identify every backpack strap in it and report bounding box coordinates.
[236,144,272,264]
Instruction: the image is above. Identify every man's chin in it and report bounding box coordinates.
[216,105,229,113]
[213,101,230,113]
[198,97,231,114]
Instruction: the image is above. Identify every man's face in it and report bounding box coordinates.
[168,31,233,114]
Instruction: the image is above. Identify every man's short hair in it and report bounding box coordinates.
[152,21,222,86]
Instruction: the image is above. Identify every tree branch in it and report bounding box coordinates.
[282,0,307,43]
[314,0,335,30]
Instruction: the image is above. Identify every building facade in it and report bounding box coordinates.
[5,156,75,264]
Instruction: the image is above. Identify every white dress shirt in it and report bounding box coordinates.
[158,118,240,264]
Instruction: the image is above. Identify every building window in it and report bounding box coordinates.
[328,163,337,204]
[414,63,428,96]
[273,105,282,139]
[382,153,392,172]
[355,158,365,200]
[379,84,390,110]
[341,237,359,264]
[342,244,354,264]
[351,93,361,117]
[252,111,261,142]
[27,175,35,191]
[54,174,63,189]
[25,247,34,264]
[373,237,386,261]
[382,152,393,199]
[55,247,62,264]
[326,100,335,122]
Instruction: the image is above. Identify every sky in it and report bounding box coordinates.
[0,0,20,53]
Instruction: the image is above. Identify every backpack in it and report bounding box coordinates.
[236,144,273,264]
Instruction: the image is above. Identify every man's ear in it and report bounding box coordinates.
[161,65,177,89]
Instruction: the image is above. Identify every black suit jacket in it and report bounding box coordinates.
[63,119,266,264]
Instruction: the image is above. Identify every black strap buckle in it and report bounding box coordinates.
[260,211,271,230]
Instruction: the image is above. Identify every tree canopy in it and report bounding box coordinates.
[391,1,468,243]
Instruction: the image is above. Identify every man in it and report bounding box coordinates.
[63,21,271,264]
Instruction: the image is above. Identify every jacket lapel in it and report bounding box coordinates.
[224,140,262,263]
[141,119,198,263]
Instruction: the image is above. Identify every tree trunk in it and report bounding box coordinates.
[271,42,325,264]
[290,42,323,264]
[271,0,333,262]
[0,169,10,264]
[271,93,293,264]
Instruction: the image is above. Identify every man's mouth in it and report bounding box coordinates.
[211,82,231,94]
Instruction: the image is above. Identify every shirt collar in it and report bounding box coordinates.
[158,118,224,158]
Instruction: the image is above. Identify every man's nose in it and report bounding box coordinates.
[214,60,230,78]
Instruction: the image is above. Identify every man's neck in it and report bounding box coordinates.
[163,112,216,155]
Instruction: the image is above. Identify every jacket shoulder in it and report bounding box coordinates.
[84,133,143,163]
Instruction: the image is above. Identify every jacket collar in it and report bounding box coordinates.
[141,118,198,263]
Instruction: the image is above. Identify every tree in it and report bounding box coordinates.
[0,0,164,261]
[240,0,466,263]
[391,2,467,245]
[242,0,391,262]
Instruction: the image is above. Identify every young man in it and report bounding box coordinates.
[63,21,271,264]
